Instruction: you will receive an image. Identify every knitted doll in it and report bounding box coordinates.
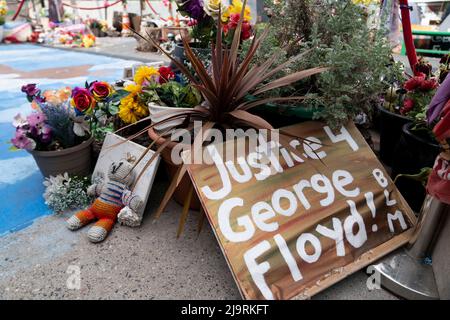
[66,159,143,243]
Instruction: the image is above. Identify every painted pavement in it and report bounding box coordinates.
[0,44,137,235]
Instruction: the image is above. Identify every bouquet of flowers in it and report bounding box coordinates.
[11,81,120,151]
[384,58,438,122]
[175,0,253,47]
[118,65,202,124]
[71,80,128,140]
[43,173,93,213]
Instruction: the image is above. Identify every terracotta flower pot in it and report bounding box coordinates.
[148,127,201,211]
[28,137,94,178]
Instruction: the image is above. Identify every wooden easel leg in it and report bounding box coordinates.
[176,185,193,238]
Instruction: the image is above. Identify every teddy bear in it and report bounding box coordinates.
[66,159,143,243]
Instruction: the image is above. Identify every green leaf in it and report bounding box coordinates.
[108,102,119,115]
[111,89,130,100]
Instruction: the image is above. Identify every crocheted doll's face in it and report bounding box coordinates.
[107,160,135,186]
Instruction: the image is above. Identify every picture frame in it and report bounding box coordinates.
[92,132,160,226]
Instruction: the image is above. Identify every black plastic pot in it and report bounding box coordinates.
[171,43,211,70]
[391,123,441,212]
[378,105,412,166]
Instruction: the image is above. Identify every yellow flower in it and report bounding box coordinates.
[0,0,7,16]
[82,35,95,48]
[133,66,159,86]
[118,84,149,124]
[124,83,142,94]
[222,0,252,22]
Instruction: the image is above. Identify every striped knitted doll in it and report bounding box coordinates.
[66,159,143,243]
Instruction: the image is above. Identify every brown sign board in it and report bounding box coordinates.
[186,121,416,300]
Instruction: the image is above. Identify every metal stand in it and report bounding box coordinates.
[373,195,449,299]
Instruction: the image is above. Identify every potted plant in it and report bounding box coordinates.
[11,84,94,177]
[0,0,7,42]
[391,121,440,211]
[390,67,448,211]
[379,57,436,165]
[146,66,203,132]
[11,81,124,177]
[129,1,326,213]
[247,0,402,132]
[172,0,253,66]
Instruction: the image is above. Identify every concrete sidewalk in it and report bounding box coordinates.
[0,174,397,300]
[41,37,170,64]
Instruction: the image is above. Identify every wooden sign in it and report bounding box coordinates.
[186,121,416,300]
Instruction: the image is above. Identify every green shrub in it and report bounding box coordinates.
[252,0,403,129]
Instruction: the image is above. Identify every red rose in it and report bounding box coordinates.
[71,87,96,113]
[158,66,175,84]
[230,13,240,24]
[89,81,113,101]
[222,23,230,35]
[228,13,240,29]
[419,78,438,91]
[404,73,426,91]
[400,98,414,115]
[241,21,252,40]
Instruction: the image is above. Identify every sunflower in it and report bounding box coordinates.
[118,84,149,124]
[134,66,160,86]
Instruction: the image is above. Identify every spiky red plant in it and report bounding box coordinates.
[127,0,327,221]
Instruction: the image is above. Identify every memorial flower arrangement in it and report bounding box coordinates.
[11,81,123,151]
[118,65,202,124]
[55,31,95,47]
[43,173,93,213]
[117,66,156,124]
[176,0,253,47]
[384,58,438,122]
[11,84,91,151]
[72,80,130,141]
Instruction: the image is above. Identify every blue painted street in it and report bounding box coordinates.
[0,44,137,235]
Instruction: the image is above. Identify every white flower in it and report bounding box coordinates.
[43,173,93,213]
[12,113,28,128]
[72,116,90,137]
[204,0,225,19]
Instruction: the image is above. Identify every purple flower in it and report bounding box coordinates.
[11,129,36,150]
[184,0,205,20]
[21,84,40,97]
[27,112,46,127]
